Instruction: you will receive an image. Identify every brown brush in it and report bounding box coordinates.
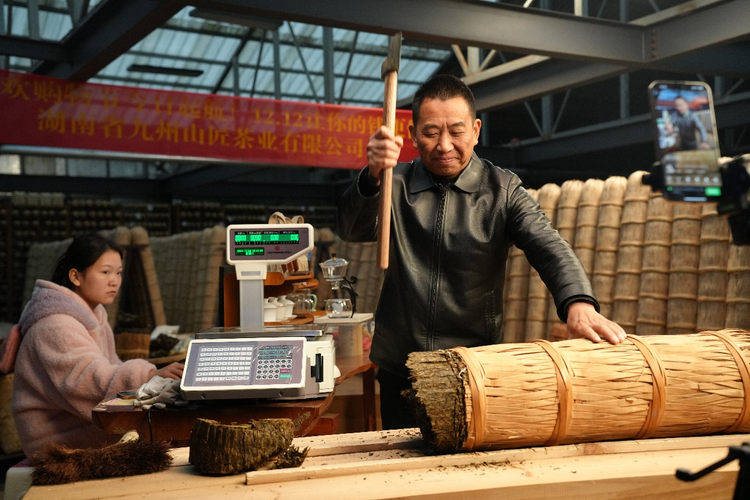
[31,433,172,485]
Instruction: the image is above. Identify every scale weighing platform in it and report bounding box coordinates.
[179,225,338,401]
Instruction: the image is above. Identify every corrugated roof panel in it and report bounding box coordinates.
[79,9,449,107]
[40,10,73,41]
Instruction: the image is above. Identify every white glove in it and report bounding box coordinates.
[133,376,187,410]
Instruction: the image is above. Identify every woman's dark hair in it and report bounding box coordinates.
[51,233,124,290]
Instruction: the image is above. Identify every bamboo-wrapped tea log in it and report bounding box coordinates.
[406,329,750,453]
[189,418,296,475]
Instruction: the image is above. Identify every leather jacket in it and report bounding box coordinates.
[335,154,598,378]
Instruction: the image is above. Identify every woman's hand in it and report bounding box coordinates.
[151,362,184,380]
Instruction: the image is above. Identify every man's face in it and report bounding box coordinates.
[409,96,481,178]
[674,97,689,115]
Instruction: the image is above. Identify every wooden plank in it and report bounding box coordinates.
[26,445,738,500]
[240,448,738,500]
[246,433,750,486]
[23,433,748,500]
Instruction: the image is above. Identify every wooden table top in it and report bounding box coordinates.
[92,353,375,446]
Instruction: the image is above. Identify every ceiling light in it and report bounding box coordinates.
[127,64,204,78]
[189,8,283,30]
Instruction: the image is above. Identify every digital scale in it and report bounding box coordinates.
[180,224,338,401]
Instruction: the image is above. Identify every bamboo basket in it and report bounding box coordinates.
[573,179,604,278]
[667,202,703,334]
[114,332,151,360]
[524,183,561,342]
[696,204,731,331]
[406,329,750,453]
[545,180,583,337]
[635,193,673,335]
[726,244,750,331]
[612,171,650,333]
[502,189,537,344]
[591,176,627,319]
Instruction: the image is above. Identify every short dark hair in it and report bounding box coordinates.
[51,233,124,290]
[412,74,476,126]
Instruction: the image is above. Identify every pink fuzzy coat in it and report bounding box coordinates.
[12,280,155,457]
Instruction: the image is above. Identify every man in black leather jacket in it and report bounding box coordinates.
[335,74,626,429]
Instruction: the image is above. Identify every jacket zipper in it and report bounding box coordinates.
[426,184,448,350]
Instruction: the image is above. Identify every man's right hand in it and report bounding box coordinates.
[367,125,403,184]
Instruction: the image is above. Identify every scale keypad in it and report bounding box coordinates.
[256,344,294,381]
[194,346,253,383]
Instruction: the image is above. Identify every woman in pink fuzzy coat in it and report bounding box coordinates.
[11,234,184,458]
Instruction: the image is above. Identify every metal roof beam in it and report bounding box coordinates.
[650,0,750,63]
[0,35,67,62]
[507,90,750,165]
[195,0,646,64]
[31,0,186,80]
[471,58,626,112]
[0,174,164,198]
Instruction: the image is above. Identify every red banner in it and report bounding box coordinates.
[0,69,418,169]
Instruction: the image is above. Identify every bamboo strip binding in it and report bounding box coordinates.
[406,329,750,453]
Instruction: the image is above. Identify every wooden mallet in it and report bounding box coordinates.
[377,32,402,270]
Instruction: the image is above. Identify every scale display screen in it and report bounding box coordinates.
[227,224,312,263]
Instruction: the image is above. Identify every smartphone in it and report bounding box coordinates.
[648,80,722,202]
[117,390,137,400]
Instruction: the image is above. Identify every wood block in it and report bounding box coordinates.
[306,413,340,436]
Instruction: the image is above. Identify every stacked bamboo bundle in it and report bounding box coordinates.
[524,184,561,341]
[406,329,750,453]
[666,203,703,334]
[150,227,226,333]
[696,204,731,331]
[635,193,673,335]
[545,180,583,336]
[573,179,605,278]
[502,189,537,344]
[131,226,167,326]
[612,172,651,333]
[726,244,750,331]
[591,176,627,319]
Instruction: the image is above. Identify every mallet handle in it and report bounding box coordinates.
[378,70,398,270]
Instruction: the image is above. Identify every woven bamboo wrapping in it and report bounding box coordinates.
[130,226,167,326]
[503,189,537,344]
[573,179,604,278]
[636,194,673,335]
[696,204,731,331]
[612,171,650,333]
[667,203,703,334]
[524,184,561,341]
[591,176,627,319]
[726,245,750,330]
[196,226,226,332]
[407,329,750,453]
[150,229,224,333]
[149,234,178,326]
[545,180,583,336]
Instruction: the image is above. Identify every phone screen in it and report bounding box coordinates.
[648,80,721,201]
